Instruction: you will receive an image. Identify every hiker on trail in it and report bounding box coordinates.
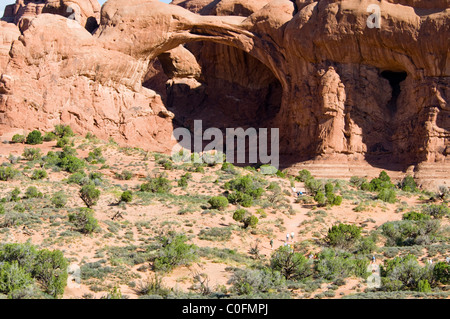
[291,232,295,242]
[270,239,274,250]
[292,187,297,196]
[286,233,290,242]
[372,256,376,264]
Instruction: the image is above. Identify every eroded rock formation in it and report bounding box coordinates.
[0,0,448,170]
[2,0,101,32]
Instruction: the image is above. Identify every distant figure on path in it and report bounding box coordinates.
[372,255,376,264]
[292,187,297,197]
[270,239,274,250]
[291,232,295,242]
[286,233,290,242]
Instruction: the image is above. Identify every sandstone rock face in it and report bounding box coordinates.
[0,0,448,173]
[2,0,101,32]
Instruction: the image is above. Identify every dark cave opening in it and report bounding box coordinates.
[381,70,407,114]
[144,42,283,166]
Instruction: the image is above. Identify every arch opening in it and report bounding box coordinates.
[144,41,283,165]
[380,70,407,114]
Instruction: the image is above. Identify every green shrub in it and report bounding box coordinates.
[42,151,59,166]
[56,137,71,148]
[270,246,312,280]
[422,204,450,219]
[199,151,223,167]
[233,209,247,222]
[324,183,334,195]
[153,234,197,272]
[51,191,67,208]
[377,188,397,203]
[178,177,188,188]
[54,124,74,138]
[232,209,257,229]
[296,169,312,182]
[67,172,87,185]
[399,175,417,192]
[380,254,431,291]
[31,169,47,180]
[61,146,77,157]
[221,162,237,174]
[230,268,285,295]
[11,134,25,144]
[194,165,205,173]
[355,236,377,254]
[68,207,99,234]
[0,243,67,298]
[433,262,449,285]
[121,191,133,203]
[177,173,192,188]
[116,170,133,180]
[224,175,264,199]
[314,191,326,206]
[159,159,173,170]
[8,187,21,202]
[227,191,253,207]
[381,220,440,246]
[24,186,43,199]
[198,227,232,242]
[0,166,19,181]
[25,130,43,145]
[208,196,229,210]
[417,279,431,292]
[59,155,85,173]
[325,224,361,249]
[362,171,395,192]
[86,147,105,163]
[32,249,68,297]
[79,185,100,208]
[402,211,430,221]
[243,215,259,229]
[350,176,367,188]
[0,261,34,295]
[22,148,42,161]
[276,170,287,178]
[43,132,57,142]
[378,171,391,183]
[332,195,343,206]
[315,249,369,281]
[140,175,172,194]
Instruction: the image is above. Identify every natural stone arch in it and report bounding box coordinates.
[95,0,289,90]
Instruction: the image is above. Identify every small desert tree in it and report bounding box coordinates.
[325,223,362,249]
[68,208,99,234]
[120,190,133,203]
[25,130,43,145]
[270,246,312,280]
[79,185,100,208]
